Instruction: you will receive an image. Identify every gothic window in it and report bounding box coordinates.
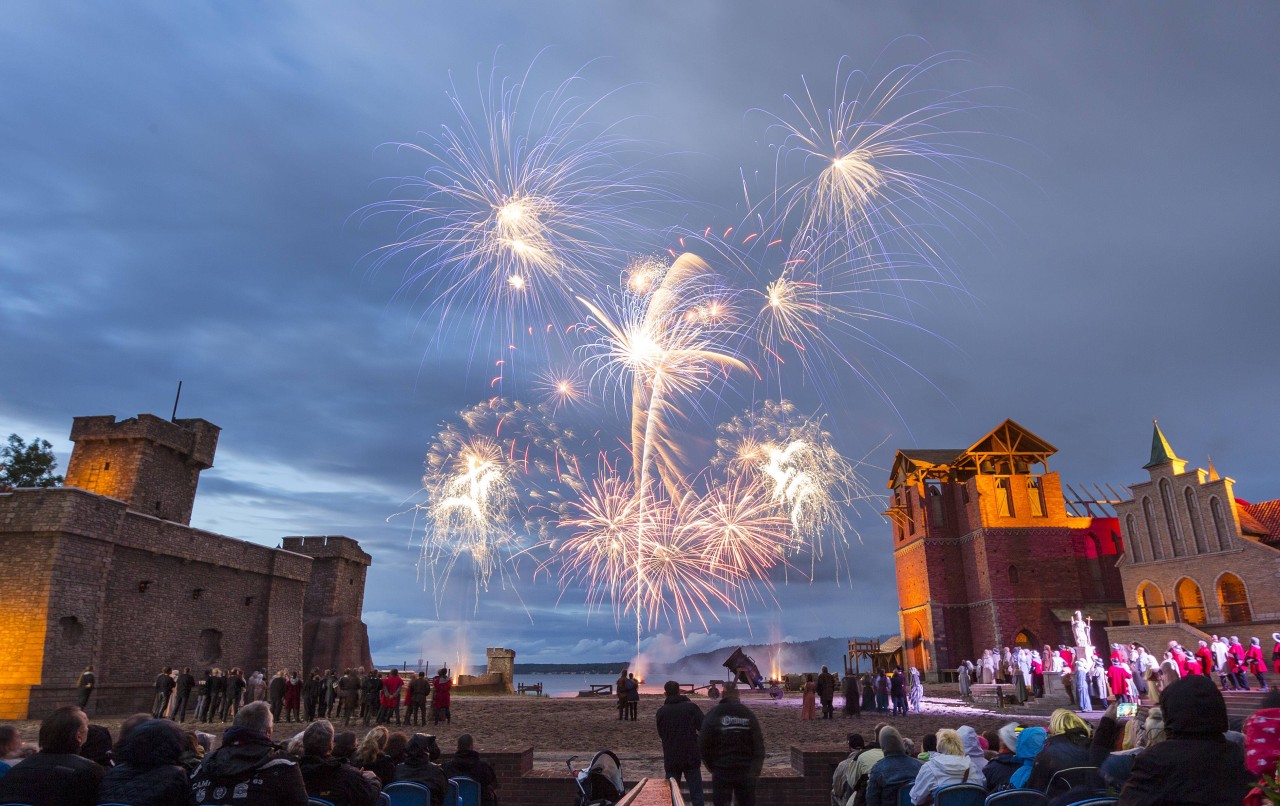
[906,489,915,534]
[995,477,1014,517]
[1160,479,1185,557]
[1174,577,1207,624]
[1013,629,1037,648]
[1185,488,1208,554]
[1027,477,1046,517]
[927,480,945,528]
[1008,565,1020,584]
[1217,573,1252,623]
[1126,514,1143,562]
[1142,496,1164,560]
[1210,496,1231,551]
[1137,581,1167,625]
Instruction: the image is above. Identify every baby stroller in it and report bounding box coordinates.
[567,750,626,806]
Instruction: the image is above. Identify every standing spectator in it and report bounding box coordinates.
[842,670,860,716]
[442,734,499,806]
[151,667,174,719]
[299,719,382,806]
[907,729,984,805]
[431,668,453,725]
[225,668,247,722]
[323,669,339,718]
[1119,674,1253,804]
[208,668,226,723]
[340,669,362,724]
[699,682,765,806]
[363,669,382,726]
[172,667,195,722]
[284,672,303,723]
[99,718,188,806]
[407,672,430,726]
[379,669,405,725]
[0,706,102,806]
[626,672,640,721]
[656,680,705,806]
[76,665,95,710]
[394,733,446,803]
[865,726,922,806]
[890,667,907,717]
[616,671,629,721]
[1028,709,1092,791]
[801,674,817,721]
[190,701,306,805]
[817,666,836,720]
[268,670,287,722]
[304,669,322,723]
[874,670,890,713]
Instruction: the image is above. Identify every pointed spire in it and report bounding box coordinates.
[1207,455,1220,481]
[1143,419,1181,469]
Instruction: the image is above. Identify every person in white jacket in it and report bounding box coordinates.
[908,729,985,805]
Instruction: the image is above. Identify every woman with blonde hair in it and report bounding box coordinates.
[356,725,395,786]
[908,728,985,804]
[1027,708,1093,790]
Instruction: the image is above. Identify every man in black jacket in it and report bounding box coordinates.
[190,701,307,806]
[77,665,95,709]
[152,666,175,718]
[298,719,382,806]
[395,733,447,804]
[0,706,102,806]
[443,734,499,806]
[268,670,287,722]
[173,667,196,722]
[407,672,431,726]
[816,666,836,719]
[699,683,764,806]
[656,680,706,806]
[1118,674,1254,805]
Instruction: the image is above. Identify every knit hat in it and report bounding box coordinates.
[1161,674,1228,737]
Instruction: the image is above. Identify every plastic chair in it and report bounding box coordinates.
[443,779,460,806]
[450,776,481,806]
[1044,767,1103,796]
[1064,800,1116,806]
[385,780,433,806]
[379,793,392,806]
[985,791,1049,806]
[934,783,988,806]
[309,799,337,806]
[897,786,915,806]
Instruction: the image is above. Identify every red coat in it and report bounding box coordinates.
[380,674,404,708]
[284,678,301,708]
[1245,645,1266,673]
[1195,646,1213,672]
[1228,642,1247,671]
[1059,649,1075,668]
[1107,663,1132,696]
[432,676,452,709]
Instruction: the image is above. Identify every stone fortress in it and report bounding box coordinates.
[0,412,373,719]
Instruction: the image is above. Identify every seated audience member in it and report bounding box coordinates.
[981,730,1001,761]
[334,730,359,762]
[832,733,865,805]
[356,725,395,786]
[179,729,205,775]
[865,726,923,806]
[442,733,500,806]
[99,718,188,806]
[1099,706,1163,790]
[0,726,22,779]
[982,723,1021,792]
[385,730,410,765]
[1007,727,1046,790]
[0,706,103,806]
[80,724,114,768]
[908,728,985,805]
[917,733,937,761]
[957,726,988,776]
[190,700,307,806]
[1027,709,1092,791]
[299,719,382,806]
[1119,674,1254,805]
[843,732,884,806]
[395,732,448,804]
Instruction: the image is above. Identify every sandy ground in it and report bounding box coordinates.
[0,690,1050,778]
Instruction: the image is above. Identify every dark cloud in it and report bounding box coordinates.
[2,1,1278,665]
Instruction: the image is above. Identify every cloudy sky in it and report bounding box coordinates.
[3,2,1278,668]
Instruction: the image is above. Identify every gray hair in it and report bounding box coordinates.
[878,725,906,755]
[998,722,1019,753]
[302,720,335,757]
[234,700,273,735]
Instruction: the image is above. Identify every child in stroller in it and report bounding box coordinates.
[567,749,626,806]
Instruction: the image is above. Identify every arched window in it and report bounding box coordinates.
[1008,565,1020,584]
[1185,488,1208,553]
[1142,497,1164,560]
[1210,496,1231,551]
[906,489,915,535]
[1126,514,1143,562]
[1217,573,1252,622]
[1160,479,1185,556]
[927,481,945,528]
[909,619,929,672]
[1174,577,1206,624]
[1137,581,1167,625]
[1028,477,1046,517]
[1013,629,1037,648]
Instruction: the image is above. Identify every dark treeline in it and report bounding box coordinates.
[512,662,629,674]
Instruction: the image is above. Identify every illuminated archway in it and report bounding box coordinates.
[1137,581,1167,625]
[1174,577,1206,624]
[1217,573,1252,623]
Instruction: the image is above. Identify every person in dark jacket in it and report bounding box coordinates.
[152,667,175,718]
[174,667,196,722]
[982,723,1021,792]
[208,668,227,723]
[817,666,837,719]
[394,733,447,804]
[77,665,95,709]
[889,668,907,717]
[268,670,287,722]
[865,726,922,806]
[0,706,102,806]
[1028,709,1094,792]
[656,681,705,806]
[625,672,640,721]
[80,723,114,767]
[1118,674,1254,805]
[190,701,307,806]
[842,671,860,716]
[224,668,247,722]
[442,734,499,806]
[407,672,430,726]
[299,719,382,806]
[699,682,764,806]
[99,718,188,806]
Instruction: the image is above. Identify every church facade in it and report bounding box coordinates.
[887,420,1125,680]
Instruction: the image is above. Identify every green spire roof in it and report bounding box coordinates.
[1144,420,1181,469]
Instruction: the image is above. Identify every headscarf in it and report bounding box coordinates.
[957,726,987,772]
[1009,727,1047,789]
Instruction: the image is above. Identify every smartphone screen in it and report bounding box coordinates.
[1117,702,1137,718]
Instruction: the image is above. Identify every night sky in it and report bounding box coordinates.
[3,3,1278,667]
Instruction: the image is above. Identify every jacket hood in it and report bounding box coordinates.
[201,728,278,777]
[299,754,345,775]
[115,719,185,766]
[957,726,987,770]
[1162,674,1228,737]
[664,694,691,705]
[929,753,975,775]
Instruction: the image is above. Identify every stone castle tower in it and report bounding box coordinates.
[282,536,374,672]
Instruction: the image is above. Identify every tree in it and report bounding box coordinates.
[0,434,65,489]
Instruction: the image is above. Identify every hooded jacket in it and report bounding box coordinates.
[1027,727,1091,791]
[907,753,984,805]
[395,754,447,804]
[190,726,307,806]
[981,752,1018,792]
[1119,675,1254,805]
[699,698,765,778]
[442,749,499,806]
[0,751,103,806]
[99,719,189,806]
[299,754,381,806]
[655,693,704,769]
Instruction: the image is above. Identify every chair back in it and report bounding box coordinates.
[1061,800,1116,806]
[385,780,433,806]
[379,793,392,806]
[984,791,1049,806]
[451,775,481,806]
[309,799,337,806]
[444,779,461,806]
[934,782,988,806]
[896,785,915,806]
[1044,767,1103,796]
